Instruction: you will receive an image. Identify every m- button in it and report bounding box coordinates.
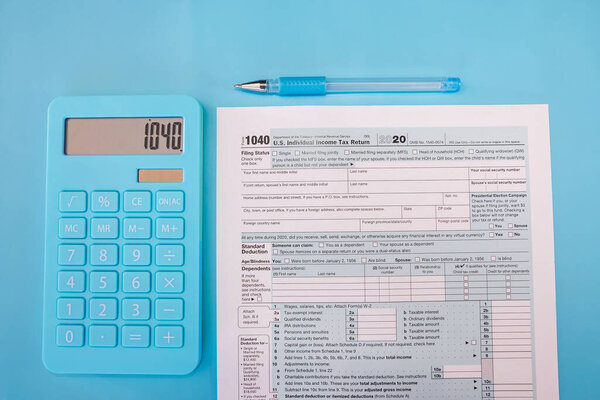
[156,191,184,212]
[124,191,151,212]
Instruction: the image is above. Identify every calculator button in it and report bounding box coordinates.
[155,326,183,348]
[123,218,151,239]
[155,218,184,239]
[89,325,117,347]
[56,324,84,347]
[89,271,118,293]
[122,298,150,320]
[122,271,151,293]
[58,218,86,239]
[122,325,150,348]
[155,245,184,266]
[57,271,85,292]
[56,298,85,320]
[123,244,151,266]
[155,299,183,321]
[124,191,151,212]
[156,191,184,212]
[58,244,86,266]
[155,271,184,293]
[89,298,118,320]
[90,218,119,239]
[91,191,119,212]
[59,191,87,212]
[90,244,118,266]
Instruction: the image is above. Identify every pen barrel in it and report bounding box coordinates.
[325,77,461,93]
[272,77,327,96]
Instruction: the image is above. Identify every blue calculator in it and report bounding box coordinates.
[43,95,203,374]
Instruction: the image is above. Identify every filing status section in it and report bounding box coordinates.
[236,127,536,400]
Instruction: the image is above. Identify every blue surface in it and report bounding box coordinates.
[0,0,599,398]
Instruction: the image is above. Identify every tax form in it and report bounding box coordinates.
[217,105,558,400]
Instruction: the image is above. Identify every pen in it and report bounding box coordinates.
[234,76,461,96]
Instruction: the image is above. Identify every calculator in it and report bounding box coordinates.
[42,95,203,374]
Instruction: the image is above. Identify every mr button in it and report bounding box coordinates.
[156,191,184,212]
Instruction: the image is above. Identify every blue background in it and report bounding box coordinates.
[0,0,598,399]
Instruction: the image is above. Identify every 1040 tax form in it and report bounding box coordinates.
[217,105,558,400]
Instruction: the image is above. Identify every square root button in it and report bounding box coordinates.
[156,191,184,212]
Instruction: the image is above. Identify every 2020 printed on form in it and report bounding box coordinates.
[217,105,558,400]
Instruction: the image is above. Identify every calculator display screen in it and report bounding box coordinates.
[64,117,184,155]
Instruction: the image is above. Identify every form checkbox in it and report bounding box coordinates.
[273,249,278,255]
[284,258,290,263]
[463,282,469,287]
[463,276,469,281]
[464,295,469,300]
[506,281,511,287]
[469,149,474,154]
[489,232,494,237]
[472,340,477,345]
[506,294,511,299]
[489,223,494,229]
[318,242,324,248]
[491,256,496,261]
[506,288,511,293]
[464,288,469,294]
[415,257,420,262]
[295,150,300,156]
[508,223,513,228]
[508,232,514,237]
[344,150,349,155]
[272,151,277,156]
[361,258,367,263]
[505,275,511,280]
[373,242,378,247]
[412,149,417,155]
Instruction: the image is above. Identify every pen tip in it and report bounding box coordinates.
[234,84,242,88]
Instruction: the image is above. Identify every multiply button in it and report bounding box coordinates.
[124,191,151,212]
[156,191,184,212]
[92,191,119,212]
[59,191,87,212]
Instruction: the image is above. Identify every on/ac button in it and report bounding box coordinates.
[156,191,185,212]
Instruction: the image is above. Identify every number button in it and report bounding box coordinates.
[122,271,151,293]
[91,191,119,212]
[59,191,87,212]
[57,271,85,292]
[122,298,150,320]
[155,299,183,321]
[89,271,118,293]
[58,244,86,266]
[90,218,119,239]
[122,325,150,348]
[123,244,151,266]
[90,244,118,266]
[155,245,184,266]
[56,325,84,347]
[155,271,184,293]
[56,298,85,320]
[156,191,184,212]
[89,325,117,347]
[124,191,151,212]
[58,218,86,239]
[155,218,184,239]
[89,298,118,320]
[123,218,151,239]
[155,325,183,348]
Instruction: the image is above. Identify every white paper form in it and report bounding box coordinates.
[217,105,558,400]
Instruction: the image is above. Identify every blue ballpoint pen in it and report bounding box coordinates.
[234,76,461,96]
